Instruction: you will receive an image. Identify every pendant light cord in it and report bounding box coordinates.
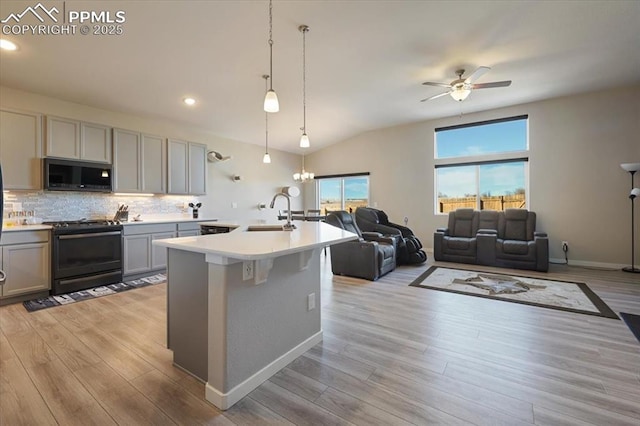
[302,27,307,133]
[268,0,274,91]
[265,75,269,153]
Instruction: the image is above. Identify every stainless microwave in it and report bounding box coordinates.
[44,158,113,192]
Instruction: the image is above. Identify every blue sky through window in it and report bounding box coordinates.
[319,177,369,201]
[436,119,527,158]
[436,118,527,200]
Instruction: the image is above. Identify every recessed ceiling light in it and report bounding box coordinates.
[183,97,196,106]
[0,39,18,51]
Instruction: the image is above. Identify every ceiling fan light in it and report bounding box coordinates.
[299,133,310,148]
[450,88,471,102]
[264,89,279,112]
[263,152,271,164]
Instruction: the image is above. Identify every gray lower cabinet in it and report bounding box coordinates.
[0,109,43,190]
[123,234,152,275]
[177,221,203,237]
[151,232,175,269]
[123,221,208,278]
[0,231,50,299]
[123,223,177,277]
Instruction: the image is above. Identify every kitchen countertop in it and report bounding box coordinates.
[1,224,52,232]
[1,216,217,232]
[121,215,218,225]
[153,221,357,261]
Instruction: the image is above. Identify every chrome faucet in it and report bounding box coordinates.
[270,192,296,231]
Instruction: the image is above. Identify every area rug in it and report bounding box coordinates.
[620,312,640,343]
[409,266,618,319]
[22,273,166,312]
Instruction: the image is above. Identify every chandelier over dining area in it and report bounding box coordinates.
[293,155,314,182]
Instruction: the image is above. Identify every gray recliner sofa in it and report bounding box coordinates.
[326,211,397,281]
[434,208,549,272]
[433,208,480,264]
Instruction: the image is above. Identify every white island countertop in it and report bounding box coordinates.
[153,221,357,261]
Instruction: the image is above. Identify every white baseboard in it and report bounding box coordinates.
[205,330,323,410]
[549,258,626,270]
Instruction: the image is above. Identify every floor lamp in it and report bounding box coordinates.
[621,163,640,273]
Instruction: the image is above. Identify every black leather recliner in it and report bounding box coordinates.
[325,211,397,281]
[355,207,427,265]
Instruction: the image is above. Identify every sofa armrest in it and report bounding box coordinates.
[363,232,399,248]
[476,232,497,266]
[436,227,449,235]
[362,231,382,238]
[329,240,380,281]
[534,233,549,272]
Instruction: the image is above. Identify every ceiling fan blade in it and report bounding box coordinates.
[422,82,451,88]
[464,66,491,84]
[420,91,451,102]
[472,80,512,89]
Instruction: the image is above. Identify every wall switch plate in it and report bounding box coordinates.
[242,261,254,280]
[232,202,238,209]
[307,293,316,311]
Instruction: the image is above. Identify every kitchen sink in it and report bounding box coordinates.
[246,225,286,232]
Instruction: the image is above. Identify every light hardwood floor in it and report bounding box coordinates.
[1,255,639,425]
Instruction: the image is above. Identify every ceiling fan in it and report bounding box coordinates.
[421,66,511,102]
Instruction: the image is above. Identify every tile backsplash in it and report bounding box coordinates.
[3,191,199,222]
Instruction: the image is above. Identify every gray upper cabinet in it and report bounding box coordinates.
[0,109,43,190]
[168,139,188,194]
[46,116,80,159]
[168,139,206,195]
[189,142,207,195]
[46,116,112,163]
[81,122,112,163]
[141,134,166,194]
[114,129,167,194]
[113,128,142,192]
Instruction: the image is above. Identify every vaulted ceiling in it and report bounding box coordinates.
[1,1,638,154]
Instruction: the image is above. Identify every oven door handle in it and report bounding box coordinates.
[58,231,122,240]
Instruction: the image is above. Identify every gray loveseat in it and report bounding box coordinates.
[434,208,549,272]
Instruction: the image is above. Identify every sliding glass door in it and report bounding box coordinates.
[318,175,369,215]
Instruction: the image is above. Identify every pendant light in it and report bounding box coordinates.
[263,0,279,113]
[299,25,310,148]
[262,75,272,163]
[293,155,314,182]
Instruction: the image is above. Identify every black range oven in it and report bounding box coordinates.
[45,220,123,295]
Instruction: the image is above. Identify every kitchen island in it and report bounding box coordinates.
[153,221,357,410]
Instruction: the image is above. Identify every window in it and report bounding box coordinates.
[435,116,528,214]
[317,174,369,215]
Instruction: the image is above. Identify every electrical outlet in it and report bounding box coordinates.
[307,293,316,311]
[562,241,569,252]
[242,261,254,280]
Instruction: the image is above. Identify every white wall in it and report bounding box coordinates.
[306,86,640,267]
[0,86,304,222]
